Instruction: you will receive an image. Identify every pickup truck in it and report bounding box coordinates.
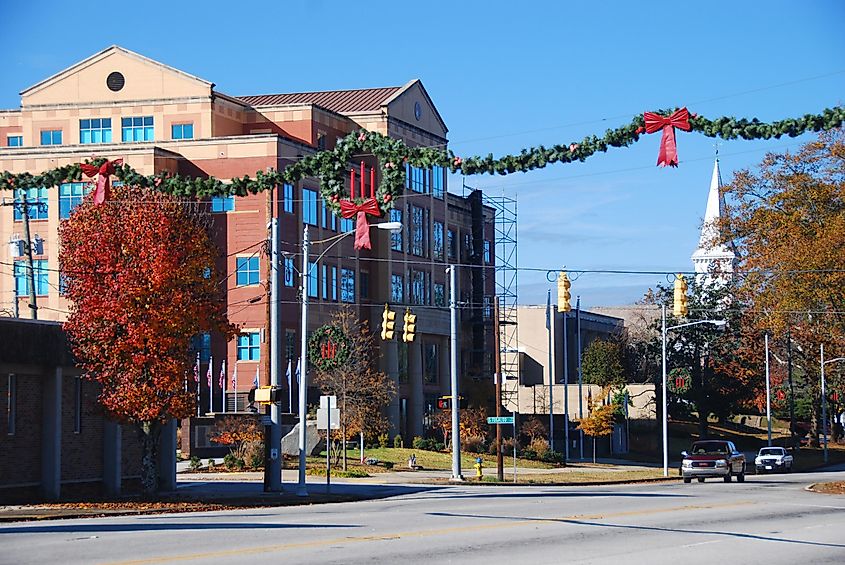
[754,447,793,473]
[680,440,746,483]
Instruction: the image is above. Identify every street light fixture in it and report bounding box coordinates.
[295,220,402,497]
[820,344,844,465]
[661,305,726,477]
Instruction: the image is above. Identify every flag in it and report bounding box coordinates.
[206,355,213,389]
[286,359,292,391]
[193,352,200,383]
[295,363,301,385]
[232,363,238,391]
[253,365,259,388]
[219,359,226,389]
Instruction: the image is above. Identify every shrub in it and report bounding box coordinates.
[246,441,264,470]
[463,435,487,454]
[378,433,390,449]
[384,461,394,470]
[223,453,245,471]
[412,436,427,450]
[210,416,263,461]
[207,458,215,469]
[393,434,403,449]
[188,456,202,471]
[524,438,550,460]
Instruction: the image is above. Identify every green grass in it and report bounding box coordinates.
[351,447,559,470]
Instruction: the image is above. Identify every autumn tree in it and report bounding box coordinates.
[210,416,263,461]
[310,307,396,470]
[577,387,616,463]
[60,186,234,494]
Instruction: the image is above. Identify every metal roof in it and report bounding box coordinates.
[236,86,401,113]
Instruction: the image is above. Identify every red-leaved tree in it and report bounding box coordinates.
[60,185,235,494]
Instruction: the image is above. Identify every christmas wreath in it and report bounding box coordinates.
[668,367,692,394]
[307,325,350,372]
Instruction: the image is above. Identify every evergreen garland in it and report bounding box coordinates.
[668,367,692,395]
[307,325,350,372]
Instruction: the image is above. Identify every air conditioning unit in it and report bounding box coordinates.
[8,237,24,258]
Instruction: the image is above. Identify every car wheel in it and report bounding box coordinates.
[737,471,745,483]
[724,474,732,483]
[697,477,705,483]
[683,477,692,483]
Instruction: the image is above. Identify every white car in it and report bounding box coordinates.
[755,447,793,473]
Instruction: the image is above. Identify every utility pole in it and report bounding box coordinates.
[2,194,39,319]
[546,289,554,452]
[297,226,310,496]
[494,296,504,482]
[787,329,796,447]
[765,333,771,446]
[448,266,463,481]
[265,208,282,492]
[576,296,584,459]
[563,309,569,463]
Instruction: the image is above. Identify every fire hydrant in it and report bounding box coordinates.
[474,457,483,481]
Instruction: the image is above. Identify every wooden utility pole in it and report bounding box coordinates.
[2,194,39,319]
[494,296,504,481]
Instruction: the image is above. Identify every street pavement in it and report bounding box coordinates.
[1,469,843,564]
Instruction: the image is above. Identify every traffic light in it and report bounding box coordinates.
[254,386,284,404]
[557,271,571,313]
[381,304,396,340]
[673,274,688,317]
[436,395,467,410]
[403,307,417,343]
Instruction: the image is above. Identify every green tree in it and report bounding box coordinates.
[582,338,625,387]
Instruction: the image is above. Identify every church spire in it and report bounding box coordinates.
[699,155,724,248]
[691,154,736,284]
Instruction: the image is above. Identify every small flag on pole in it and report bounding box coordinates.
[253,365,259,388]
[219,359,226,389]
[286,359,292,390]
[295,363,301,385]
[206,355,213,389]
[193,352,200,383]
[232,363,238,391]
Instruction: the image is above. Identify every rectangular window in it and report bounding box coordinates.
[303,188,318,225]
[191,333,211,363]
[171,123,194,140]
[321,200,333,230]
[6,374,15,435]
[341,268,355,303]
[391,274,404,303]
[59,182,90,219]
[322,265,329,299]
[464,233,473,259]
[14,260,48,296]
[434,282,446,307]
[484,240,492,263]
[40,130,62,145]
[73,377,82,434]
[331,266,338,301]
[7,135,23,147]
[59,271,68,296]
[14,187,49,221]
[283,183,294,214]
[237,332,261,361]
[390,208,403,252]
[285,330,296,360]
[317,132,326,151]
[406,165,428,193]
[211,196,235,212]
[411,206,426,256]
[340,217,354,233]
[411,269,426,305]
[432,165,444,199]
[236,256,260,286]
[121,116,154,142]
[447,229,457,260]
[284,257,295,287]
[423,343,439,384]
[433,221,444,260]
[308,261,318,298]
[360,271,369,299]
[483,296,492,320]
[79,118,112,144]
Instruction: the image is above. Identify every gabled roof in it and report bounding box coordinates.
[236,86,401,113]
[20,45,214,96]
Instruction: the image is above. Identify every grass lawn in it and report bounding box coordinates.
[479,469,673,485]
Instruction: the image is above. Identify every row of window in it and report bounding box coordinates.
[391,272,447,307]
[406,164,445,199]
[5,117,195,147]
[12,183,94,221]
[236,256,359,303]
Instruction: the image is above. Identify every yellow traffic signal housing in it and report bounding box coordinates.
[381,304,396,340]
[673,274,688,317]
[557,271,571,313]
[403,308,417,343]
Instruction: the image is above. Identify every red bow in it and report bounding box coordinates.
[80,158,123,205]
[643,108,691,167]
[340,198,382,250]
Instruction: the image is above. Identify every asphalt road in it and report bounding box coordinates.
[2,470,844,565]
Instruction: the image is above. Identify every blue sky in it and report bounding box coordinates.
[2,1,843,307]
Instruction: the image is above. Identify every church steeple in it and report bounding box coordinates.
[691,155,736,285]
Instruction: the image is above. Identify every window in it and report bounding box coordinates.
[423,343,439,384]
[341,268,355,303]
[14,187,49,220]
[303,188,318,225]
[79,118,112,144]
[211,196,235,212]
[307,262,318,298]
[121,116,154,142]
[73,377,82,434]
[432,165,444,199]
[398,344,408,384]
[411,205,425,256]
[340,217,354,232]
[407,165,427,193]
[390,208,403,251]
[331,267,338,301]
[283,183,294,214]
[284,257,295,287]
[484,240,491,263]
[433,221,444,260]
[447,229,457,260]
[6,374,16,435]
[464,233,474,258]
[483,296,493,320]
[322,265,329,299]
[236,256,260,286]
[59,271,69,295]
[316,132,326,151]
[7,135,23,147]
[15,260,48,296]
[59,182,90,219]
[40,130,62,145]
[391,274,404,303]
[434,283,446,307]
[285,330,296,360]
[191,333,211,363]
[411,269,427,305]
[321,200,334,230]
[360,271,370,299]
[237,332,261,361]
[171,123,194,140]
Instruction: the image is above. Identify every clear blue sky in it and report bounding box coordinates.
[2,1,843,307]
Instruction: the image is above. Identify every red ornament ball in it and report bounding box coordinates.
[636,126,645,134]
[383,194,392,203]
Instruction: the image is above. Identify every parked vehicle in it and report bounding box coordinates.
[754,447,793,473]
[680,440,746,483]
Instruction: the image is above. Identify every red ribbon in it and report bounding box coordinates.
[340,198,382,250]
[80,158,123,204]
[643,108,691,167]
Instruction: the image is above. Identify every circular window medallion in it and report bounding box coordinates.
[106,72,125,92]
[414,101,422,121]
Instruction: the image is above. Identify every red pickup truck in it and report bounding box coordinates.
[680,440,746,483]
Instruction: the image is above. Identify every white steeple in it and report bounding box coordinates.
[691,155,735,286]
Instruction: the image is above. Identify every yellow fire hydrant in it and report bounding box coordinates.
[474,457,483,481]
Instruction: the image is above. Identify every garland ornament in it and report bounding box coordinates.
[80,158,123,204]
[642,107,691,167]
[307,325,351,373]
[341,163,382,250]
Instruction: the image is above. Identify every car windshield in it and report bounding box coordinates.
[690,443,728,455]
[759,448,784,456]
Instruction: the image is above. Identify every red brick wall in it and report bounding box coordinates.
[61,377,104,482]
[0,374,42,487]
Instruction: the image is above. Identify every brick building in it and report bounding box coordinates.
[0,46,495,441]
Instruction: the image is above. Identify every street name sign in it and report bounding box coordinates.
[487,416,514,425]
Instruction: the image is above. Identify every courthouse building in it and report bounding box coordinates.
[0,46,495,441]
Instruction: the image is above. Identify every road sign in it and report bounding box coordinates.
[487,416,514,425]
[317,408,340,430]
[320,395,337,409]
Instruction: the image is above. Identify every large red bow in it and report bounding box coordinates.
[643,108,691,167]
[80,158,123,205]
[340,198,382,250]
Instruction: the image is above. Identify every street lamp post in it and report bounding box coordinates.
[820,344,845,465]
[661,308,726,477]
[295,221,401,497]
